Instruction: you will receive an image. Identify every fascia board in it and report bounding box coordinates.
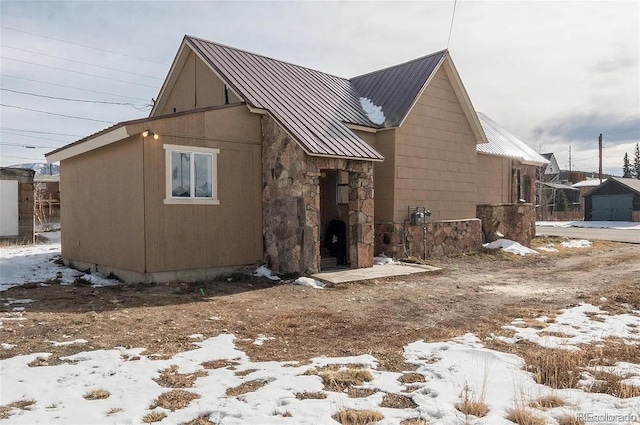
[441,56,488,145]
[46,126,130,163]
[150,39,190,117]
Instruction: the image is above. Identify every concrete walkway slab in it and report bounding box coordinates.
[311,263,441,284]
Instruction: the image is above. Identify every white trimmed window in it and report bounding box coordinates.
[163,144,220,205]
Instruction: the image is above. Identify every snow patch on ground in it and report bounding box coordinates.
[483,238,538,256]
[252,334,275,346]
[2,330,638,424]
[373,254,400,265]
[253,265,281,281]
[537,221,640,230]
[561,239,592,248]
[496,303,640,349]
[359,97,386,125]
[293,277,325,289]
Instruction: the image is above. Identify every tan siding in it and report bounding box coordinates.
[159,51,243,115]
[369,129,395,223]
[393,67,477,222]
[477,154,511,204]
[138,106,263,273]
[61,139,145,272]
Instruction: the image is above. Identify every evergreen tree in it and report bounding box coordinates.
[556,190,569,212]
[634,142,640,179]
[623,152,632,178]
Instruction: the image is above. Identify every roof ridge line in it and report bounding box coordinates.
[185,35,351,82]
[349,49,448,81]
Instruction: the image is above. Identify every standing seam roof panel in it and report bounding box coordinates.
[189,37,383,160]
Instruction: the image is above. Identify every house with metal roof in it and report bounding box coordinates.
[47,35,498,282]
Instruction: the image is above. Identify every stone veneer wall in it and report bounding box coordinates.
[261,116,375,275]
[375,219,482,259]
[0,167,35,242]
[476,203,536,247]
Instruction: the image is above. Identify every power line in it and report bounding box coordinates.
[1,26,168,65]
[1,88,152,110]
[0,130,72,143]
[2,57,160,89]
[0,127,84,137]
[446,0,458,49]
[1,104,115,124]
[0,142,51,149]
[1,45,164,80]
[1,75,150,102]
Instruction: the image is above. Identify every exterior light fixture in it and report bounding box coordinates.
[142,130,159,140]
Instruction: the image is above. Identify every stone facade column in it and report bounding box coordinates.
[349,172,374,268]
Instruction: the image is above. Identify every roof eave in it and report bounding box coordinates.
[46,125,130,164]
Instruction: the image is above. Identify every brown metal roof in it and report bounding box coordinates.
[187,36,384,161]
[351,50,447,126]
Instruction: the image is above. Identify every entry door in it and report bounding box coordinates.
[0,180,19,236]
[592,194,632,221]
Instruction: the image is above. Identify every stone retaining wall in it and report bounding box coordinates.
[261,115,374,274]
[476,203,535,247]
[375,219,482,259]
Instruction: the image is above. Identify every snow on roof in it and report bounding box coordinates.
[571,178,601,188]
[476,112,549,166]
[359,97,386,125]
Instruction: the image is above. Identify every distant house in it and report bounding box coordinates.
[583,177,640,222]
[0,167,35,242]
[47,35,533,282]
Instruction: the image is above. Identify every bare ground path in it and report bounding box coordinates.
[2,238,639,371]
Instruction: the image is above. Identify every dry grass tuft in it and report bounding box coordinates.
[528,394,564,409]
[181,414,216,425]
[506,408,545,425]
[537,330,574,338]
[588,370,640,398]
[225,379,270,397]
[295,391,326,400]
[523,348,589,389]
[400,419,428,425]
[200,359,238,369]
[106,407,123,416]
[398,373,425,384]
[234,368,258,377]
[380,393,418,409]
[558,415,585,425]
[154,365,207,388]
[0,399,36,420]
[149,389,200,411]
[332,409,384,425]
[273,410,292,417]
[456,383,488,418]
[347,387,378,398]
[83,389,110,400]
[307,367,374,391]
[402,384,423,393]
[142,411,167,423]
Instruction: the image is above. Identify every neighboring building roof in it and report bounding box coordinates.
[476,112,549,166]
[540,153,560,174]
[540,181,579,191]
[582,177,640,197]
[571,178,601,188]
[351,51,446,127]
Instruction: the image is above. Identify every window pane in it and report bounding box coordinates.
[171,152,191,197]
[194,153,212,198]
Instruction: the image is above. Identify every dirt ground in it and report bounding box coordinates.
[2,237,639,371]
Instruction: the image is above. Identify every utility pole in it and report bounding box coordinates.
[568,145,572,181]
[598,133,603,183]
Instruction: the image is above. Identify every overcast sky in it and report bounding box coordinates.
[1,1,638,176]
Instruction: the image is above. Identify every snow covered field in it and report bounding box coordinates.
[537,221,640,230]
[1,233,639,424]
